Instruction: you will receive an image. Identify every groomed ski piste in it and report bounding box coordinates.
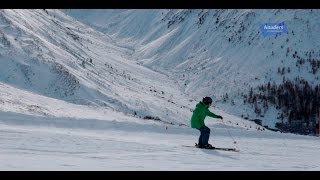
[0,76,319,170]
[0,9,320,171]
[1,107,320,170]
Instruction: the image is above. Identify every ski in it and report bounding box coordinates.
[182,144,239,152]
[211,147,239,152]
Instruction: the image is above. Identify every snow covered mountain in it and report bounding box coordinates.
[64,9,320,130]
[1,9,320,171]
[0,9,193,125]
[0,9,263,129]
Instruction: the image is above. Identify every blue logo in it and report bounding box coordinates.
[260,22,288,37]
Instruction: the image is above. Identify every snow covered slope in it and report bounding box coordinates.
[1,9,320,171]
[1,113,320,170]
[0,9,191,126]
[65,9,320,128]
[0,9,264,130]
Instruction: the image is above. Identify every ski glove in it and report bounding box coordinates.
[216,115,223,119]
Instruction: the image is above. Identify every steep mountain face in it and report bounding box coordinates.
[0,9,198,126]
[65,9,320,131]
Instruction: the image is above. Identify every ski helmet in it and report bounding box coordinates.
[202,96,212,105]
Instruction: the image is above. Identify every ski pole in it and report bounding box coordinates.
[221,118,237,145]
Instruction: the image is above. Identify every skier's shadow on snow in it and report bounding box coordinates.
[199,149,239,160]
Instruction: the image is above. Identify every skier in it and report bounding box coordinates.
[191,97,223,149]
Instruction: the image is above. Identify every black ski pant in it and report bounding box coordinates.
[197,125,210,145]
